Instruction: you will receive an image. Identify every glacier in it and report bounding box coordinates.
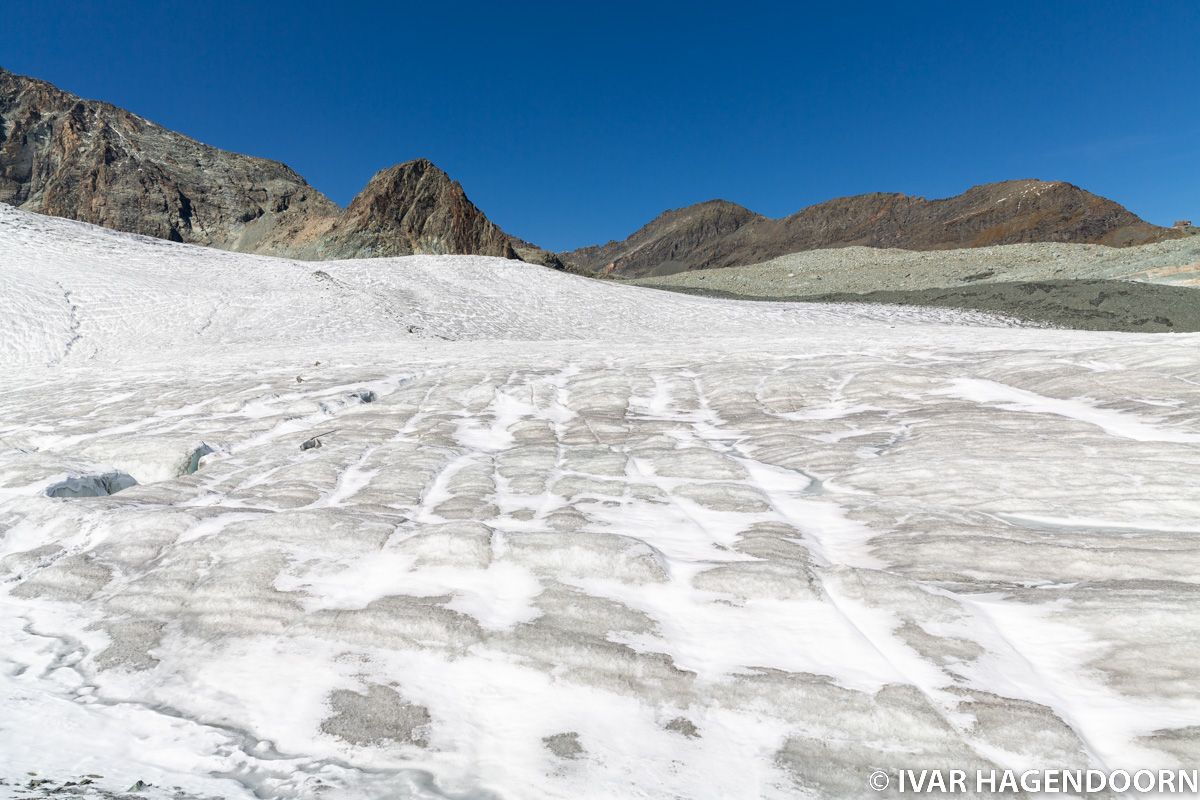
[0,204,1198,799]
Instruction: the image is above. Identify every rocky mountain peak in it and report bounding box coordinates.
[304,158,518,260]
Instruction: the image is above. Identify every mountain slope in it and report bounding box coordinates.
[0,67,548,263]
[0,67,340,254]
[564,200,763,276]
[562,180,1179,277]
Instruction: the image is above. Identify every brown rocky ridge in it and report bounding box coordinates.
[0,67,559,265]
[560,182,1180,278]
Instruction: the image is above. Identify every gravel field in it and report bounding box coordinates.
[631,236,1200,295]
[631,237,1200,332]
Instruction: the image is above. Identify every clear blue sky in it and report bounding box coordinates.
[4,1,1197,250]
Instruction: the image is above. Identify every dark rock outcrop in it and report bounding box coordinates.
[45,471,138,498]
[509,236,571,271]
[561,181,1179,278]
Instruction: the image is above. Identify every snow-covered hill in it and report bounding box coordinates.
[1,206,1199,799]
[0,204,1015,368]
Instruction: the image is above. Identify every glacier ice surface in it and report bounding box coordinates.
[1,205,1199,799]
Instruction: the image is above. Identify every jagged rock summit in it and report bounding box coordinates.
[285,159,518,260]
[561,180,1179,277]
[0,67,550,263]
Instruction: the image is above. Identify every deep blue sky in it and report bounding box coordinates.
[5,1,1197,250]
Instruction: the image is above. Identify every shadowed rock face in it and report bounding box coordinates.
[562,181,1180,277]
[0,68,549,264]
